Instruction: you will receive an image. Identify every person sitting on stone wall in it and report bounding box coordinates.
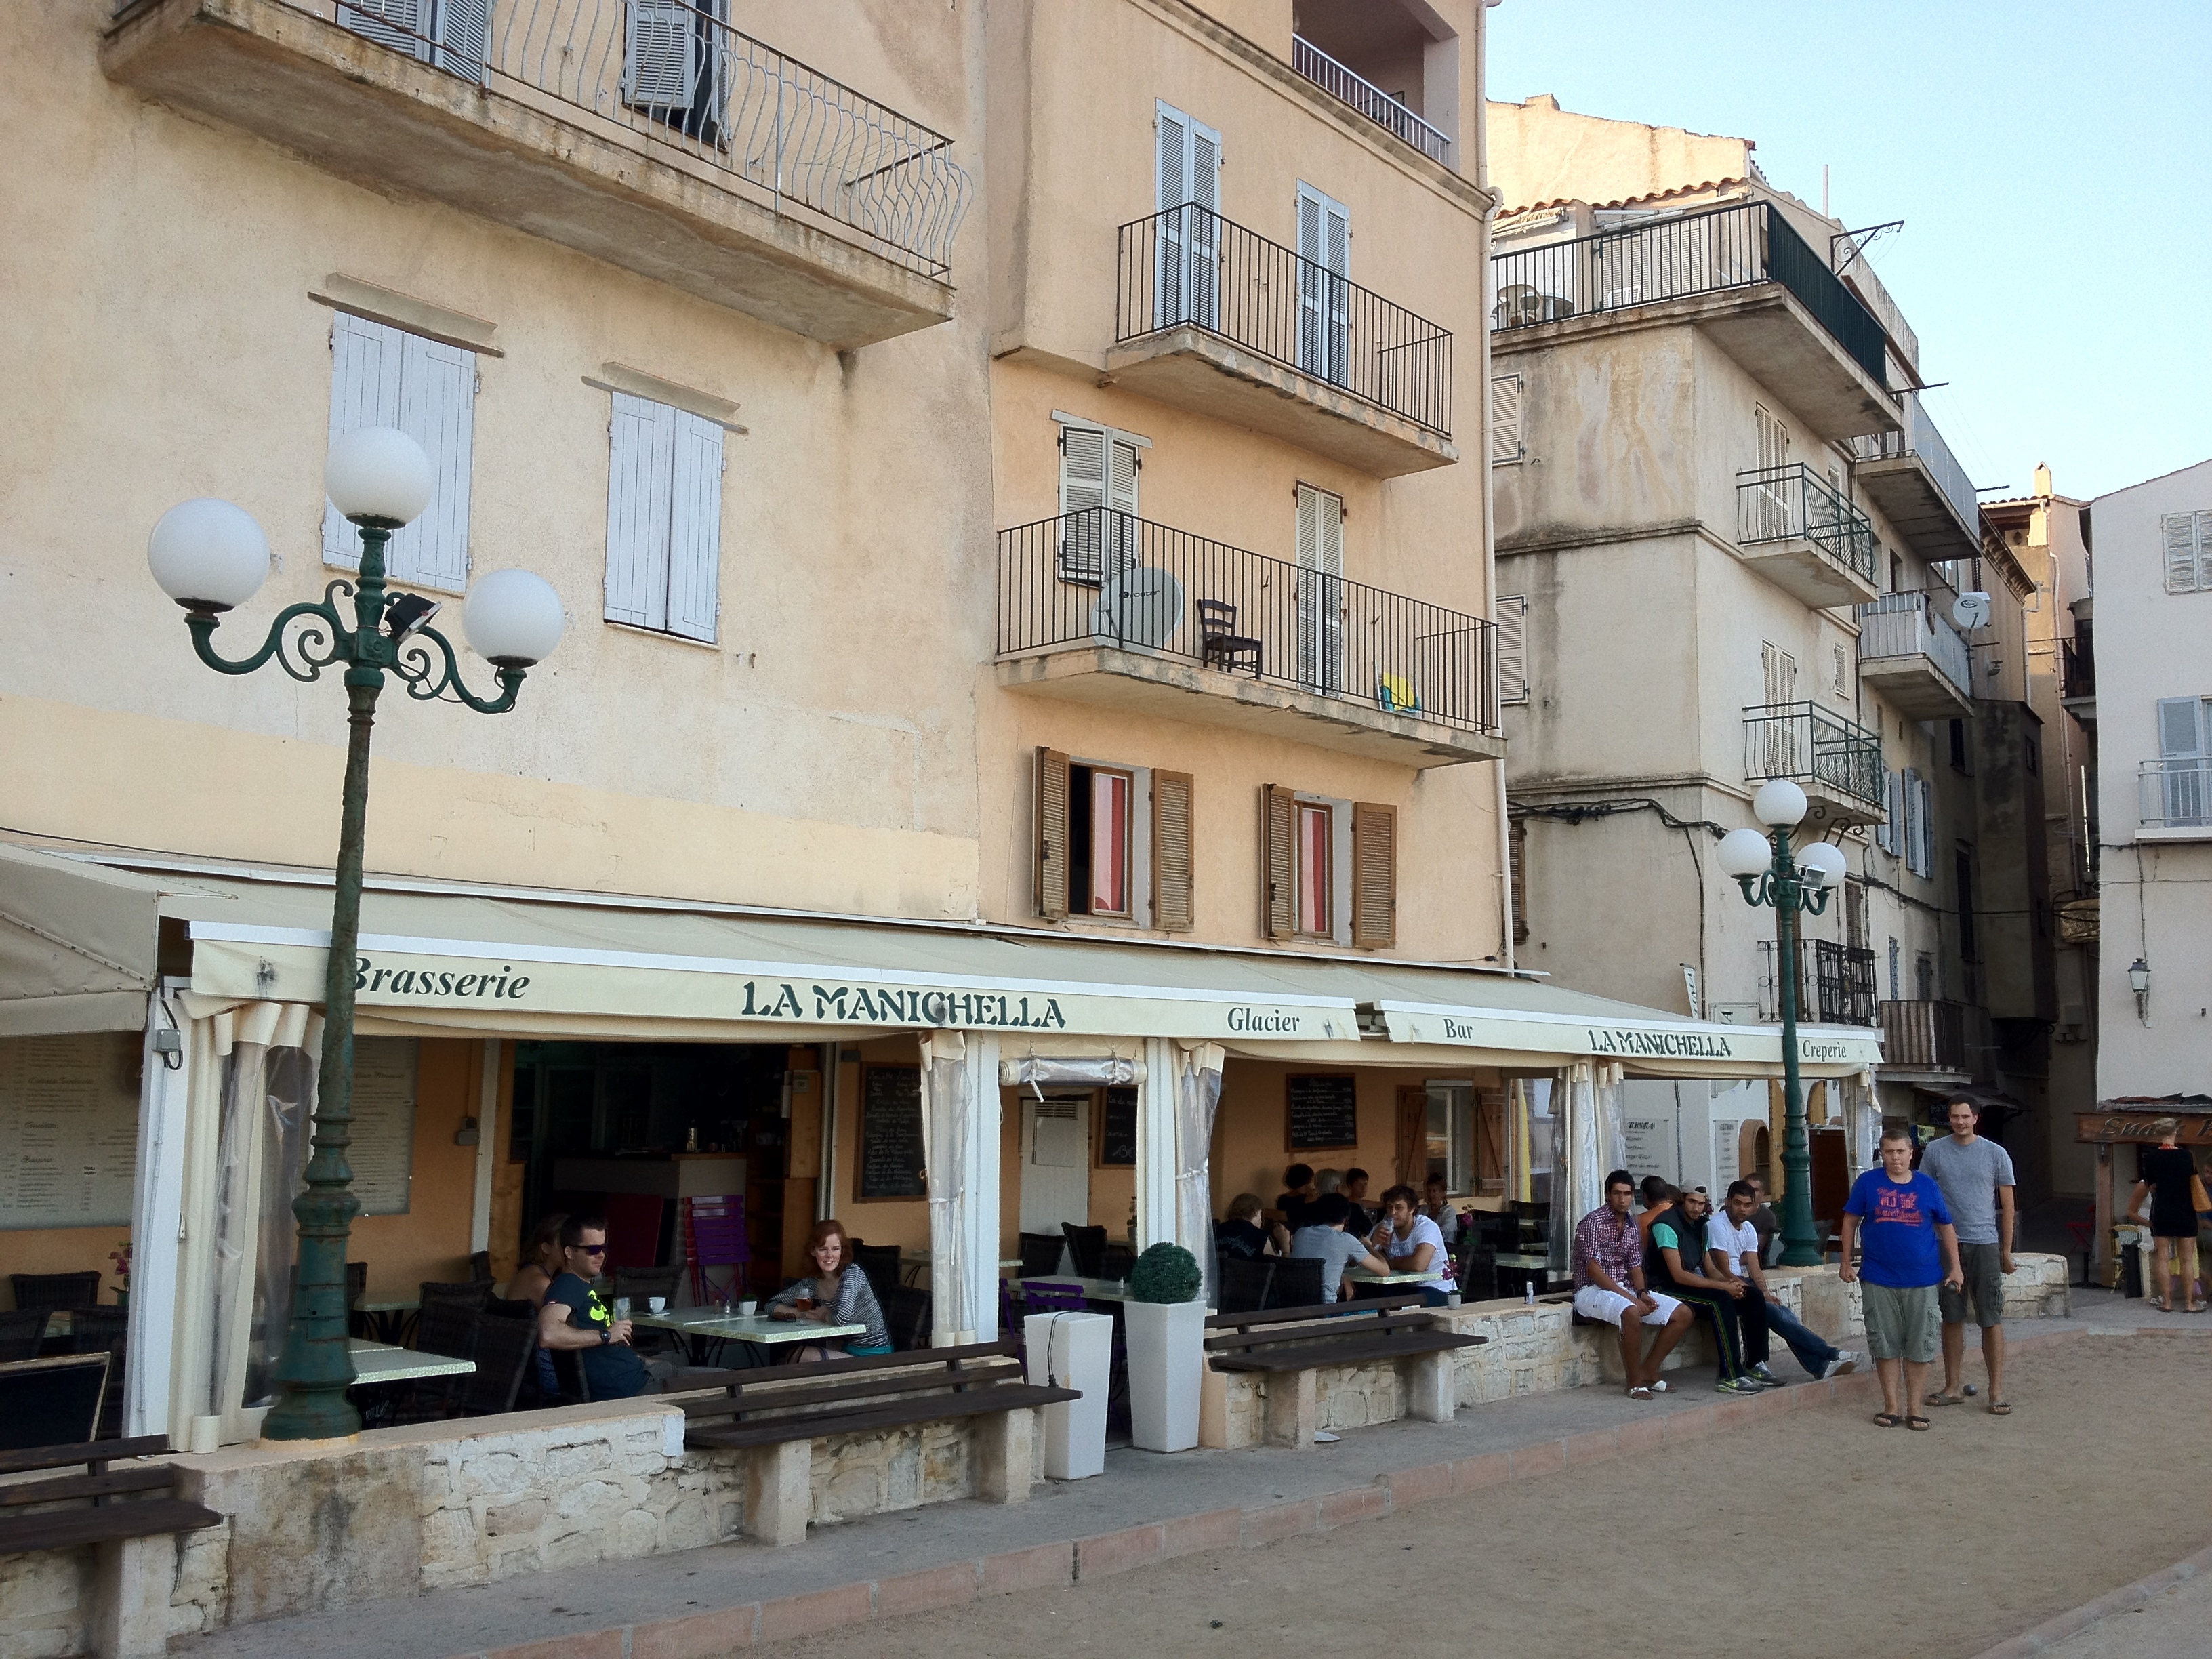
[1571,1169,1694,1401]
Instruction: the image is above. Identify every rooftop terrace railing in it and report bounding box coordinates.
[1491,201,1888,388]
[316,0,971,274]
[998,510,1500,736]
[1737,464,1882,587]
[1291,35,1451,164]
[1118,204,1453,434]
[1853,390,1980,535]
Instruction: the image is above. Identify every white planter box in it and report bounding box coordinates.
[1024,1309,1111,1479]
[1123,1297,1204,1453]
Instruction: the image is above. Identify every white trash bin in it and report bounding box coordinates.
[1025,1309,1111,1480]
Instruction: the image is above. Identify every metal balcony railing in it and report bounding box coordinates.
[1851,390,1979,535]
[1737,464,1882,586]
[1743,701,1885,809]
[1879,999,1971,1071]
[318,0,970,274]
[2141,760,2212,828]
[1759,939,1878,1026]
[1118,205,1453,434]
[1291,36,1451,164]
[1856,590,1973,697]
[1490,201,1888,387]
[2061,636,2095,701]
[997,511,1500,736]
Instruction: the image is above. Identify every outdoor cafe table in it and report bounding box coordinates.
[1492,1251,1562,1299]
[901,1252,1022,1286]
[352,1298,419,1345]
[632,1309,865,1366]
[347,1337,473,1426]
[1011,1275,1133,1305]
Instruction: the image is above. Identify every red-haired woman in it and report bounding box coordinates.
[766,1220,894,1359]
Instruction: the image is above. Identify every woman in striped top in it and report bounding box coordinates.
[766,1219,893,1359]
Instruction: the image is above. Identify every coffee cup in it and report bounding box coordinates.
[647,1296,666,1313]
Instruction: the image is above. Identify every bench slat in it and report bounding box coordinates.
[1209,1330,1487,1374]
[0,1467,176,1509]
[0,1436,169,1479]
[685,1383,1079,1452]
[0,1497,219,1554]
[673,1339,1017,1391]
[679,1361,1025,1421]
[1203,1293,1427,1330]
[1203,1311,1445,1351]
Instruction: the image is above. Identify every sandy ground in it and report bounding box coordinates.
[764,1336,2212,1659]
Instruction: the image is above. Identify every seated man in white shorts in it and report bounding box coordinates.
[1573,1168,1695,1400]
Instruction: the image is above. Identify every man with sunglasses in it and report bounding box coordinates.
[538,1215,654,1398]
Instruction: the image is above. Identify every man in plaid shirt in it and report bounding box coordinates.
[1573,1168,1694,1400]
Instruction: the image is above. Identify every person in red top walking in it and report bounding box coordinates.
[1573,1168,1694,1400]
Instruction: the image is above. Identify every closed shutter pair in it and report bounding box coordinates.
[1035,750,1193,931]
[337,0,489,81]
[324,312,475,594]
[605,392,723,642]
[1261,785,1395,948]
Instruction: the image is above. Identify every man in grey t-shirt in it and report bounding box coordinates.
[1288,1193,1390,1303]
[1917,1097,2017,1414]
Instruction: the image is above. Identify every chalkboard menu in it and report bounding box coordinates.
[857,1065,926,1200]
[1098,1086,1138,1167]
[1286,1073,1359,1151]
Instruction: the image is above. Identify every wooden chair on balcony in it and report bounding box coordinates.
[1197,599,1261,676]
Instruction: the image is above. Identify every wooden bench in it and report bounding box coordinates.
[676,1339,1079,1544]
[1204,1294,1486,1448]
[0,1433,220,1657]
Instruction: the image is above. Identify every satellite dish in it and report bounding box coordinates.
[1952,591,1990,630]
[1092,565,1185,649]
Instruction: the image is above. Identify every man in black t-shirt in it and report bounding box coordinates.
[537,1215,654,1398]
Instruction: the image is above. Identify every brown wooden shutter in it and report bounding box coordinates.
[1151,769,1195,933]
[1509,817,1530,946]
[1395,1084,1427,1188]
[1351,802,1396,949]
[1261,784,1295,939]
[1036,747,1071,919]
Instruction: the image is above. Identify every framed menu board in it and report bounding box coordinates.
[1097,1086,1138,1168]
[1286,1073,1359,1151]
[856,1065,926,1200]
[0,1033,140,1231]
[350,1038,418,1216]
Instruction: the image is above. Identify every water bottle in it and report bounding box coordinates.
[1523,1281,1535,1305]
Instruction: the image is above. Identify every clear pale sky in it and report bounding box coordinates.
[1486,0,2212,503]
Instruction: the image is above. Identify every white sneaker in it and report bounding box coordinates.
[1822,1351,1858,1380]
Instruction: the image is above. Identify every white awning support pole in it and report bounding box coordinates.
[920,1031,1001,1346]
[1136,1037,1181,1252]
[468,1040,499,1257]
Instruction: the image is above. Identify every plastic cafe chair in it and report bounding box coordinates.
[1061,1224,1108,1279]
[0,1309,52,1363]
[1017,1231,1066,1279]
[9,1273,100,1313]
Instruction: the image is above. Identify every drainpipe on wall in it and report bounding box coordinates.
[1477,0,1514,972]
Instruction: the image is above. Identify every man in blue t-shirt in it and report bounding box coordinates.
[1841,1126,1964,1430]
[537,1215,655,1399]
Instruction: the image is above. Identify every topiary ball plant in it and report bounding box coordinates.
[1128,1241,1201,1303]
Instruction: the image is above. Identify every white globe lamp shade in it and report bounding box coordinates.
[1716,827,1774,880]
[147,497,270,611]
[463,569,565,668]
[1797,841,1847,889]
[1751,778,1809,827]
[326,426,436,526]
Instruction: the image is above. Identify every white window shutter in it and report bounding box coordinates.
[1155,101,1188,213]
[2198,512,2212,591]
[1105,435,1140,517]
[338,0,428,59]
[395,334,476,594]
[323,312,403,570]
[667,409,724,643]
[623,0,700,108]
[1058,423,1109,582]
[1877,768,1900,855]
[605,392,674,628]
[434,0,489,81]
[1490,373,1523,464]
[1187,117,1221,325]
[1496,594,1528,705]
[2163,513,2199,594]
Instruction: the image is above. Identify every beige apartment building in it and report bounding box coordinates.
[1486,96,2049,1215]
[0,2,1881,1488]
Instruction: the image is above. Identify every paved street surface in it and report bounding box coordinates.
[764,1335,2212,1659]
[2030,1561,2212,1658]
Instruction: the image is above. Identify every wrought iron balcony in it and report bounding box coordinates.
[2140,760,2212,832]
[1743,701,1885,827]
[105,0,970,345]
[1110,205,1454,475]
[1879,998,1979,1073]
[1735,464,1883,607]
[996,511,1502,766]
[1851,390,1980,559]
[1291,35,1450,164]
[1855,590,1973,718]
[1759,939,1878,1026]
[1490,202,1895,440]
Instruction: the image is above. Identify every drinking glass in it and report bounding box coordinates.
[612,1296,631,1322]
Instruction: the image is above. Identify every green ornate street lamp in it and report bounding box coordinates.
[1717,780,1848,1269]
[147,428,565,1440]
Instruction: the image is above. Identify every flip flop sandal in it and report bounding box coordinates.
[1924,1391,1967,1406]
[1988,1400,2012,1415]
[1626,1385,1654,1401]
[1872,1412,1904,1427]
[1906,1414,1933,1430]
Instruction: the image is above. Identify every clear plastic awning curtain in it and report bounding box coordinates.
[919,1030,1000,1345]
[205,1000,320,1432]
[1547,1061,1626,1281]
[1170,1042,1226,1305]
[1840,1067,1879,1181]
